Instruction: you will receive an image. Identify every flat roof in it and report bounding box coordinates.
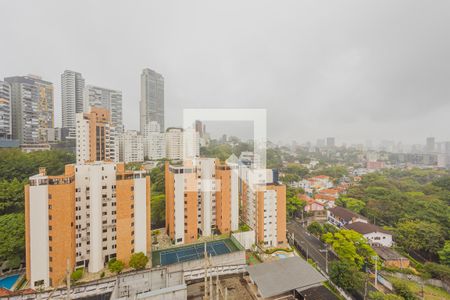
[246,256,325,298]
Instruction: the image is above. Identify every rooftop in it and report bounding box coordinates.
[328,206,367,222]
[373,246,407,261]
[246,256,325,298]
[345,221,390,235]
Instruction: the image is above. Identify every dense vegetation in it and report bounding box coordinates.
[0,149,75,268]
[345,169,450,261]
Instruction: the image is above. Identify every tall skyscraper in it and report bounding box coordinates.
[5,75,54,144]
[61,70,85,136]
[84,85,123,132]
[76,107,118,164]
[426,137,435,153]
[326,137,335,148]
[140,68,164,133]
[0,81,11,140]
[25,162,151,288]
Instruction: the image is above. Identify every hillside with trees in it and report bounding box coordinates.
[342,168,450,283]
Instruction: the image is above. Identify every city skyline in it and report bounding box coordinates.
[1,1,450,144]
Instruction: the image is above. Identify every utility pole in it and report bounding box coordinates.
[66,258,71,300]
[373,256,378,289]
[204,243,208,300]
[319,246,329,273]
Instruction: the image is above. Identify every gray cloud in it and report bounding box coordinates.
[1,0,449,145]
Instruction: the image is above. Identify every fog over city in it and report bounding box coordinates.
[1,0,450,144]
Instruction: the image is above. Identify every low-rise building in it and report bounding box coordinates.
[373,246,410,269]
[345,221,393,247]
[327,206,367,227]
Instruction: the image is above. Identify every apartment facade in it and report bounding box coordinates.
[241,169,287,247]
[84,85,123,132]
[61,70,85,138]
[25,162,151,288]
[119,130,144,163]
[5,75,54,144]
[140,68,164,133]
[0,81,11,140]
[144,121,166,160]
[76,107,118,164]
[165,127,183,160]
[165,159,239,245]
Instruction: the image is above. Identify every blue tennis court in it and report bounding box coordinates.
[155,240,236,266]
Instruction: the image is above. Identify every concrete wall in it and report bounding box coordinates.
[232,231,255,250]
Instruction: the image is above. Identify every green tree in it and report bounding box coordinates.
[0,179,25,214]
[151,193,165,228]
[329,261,366,293]
[323,229,378,269]
[129,252,149,270]
[286,196,305,219]
[71,268,84,282]
[307,222,324,237]
[395,220,445,256]
[336,197,365,213]
[438,240,450,266]
[108,259,124,273]
[0,213,25,266]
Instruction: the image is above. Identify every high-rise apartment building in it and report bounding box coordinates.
[165,159,239,245]
[119,130,144,163]
[84,85,123,132]
[25,162,151,288]
[326,137,335,148]
[5,75,54,144]
[61,70,85,137]
[76,107,118,164]
[0,81,11,140]
[140,68,164,133]
[165,127,183,160]
[426,137,435,153]
[241,168,286,247]
[165,127,199,161]
[144,121,166,160]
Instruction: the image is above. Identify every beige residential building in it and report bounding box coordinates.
[165,158,239,245]
[25,162,151,288]
[241,168,286,247]
[76,107,118,164]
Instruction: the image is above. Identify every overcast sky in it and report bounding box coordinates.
[1,0,449,145]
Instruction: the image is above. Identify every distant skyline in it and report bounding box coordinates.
[1,1,449,144]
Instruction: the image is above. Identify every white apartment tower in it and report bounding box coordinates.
[84,85,123,132]
[166,127,183,160]
[61,70,85,137]
[119,130,144,163]
[144,121,166,160]
[5,75,54,144]
[0,81,11,140]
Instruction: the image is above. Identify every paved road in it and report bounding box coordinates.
[287,220,379,299]
[287,220,338,273]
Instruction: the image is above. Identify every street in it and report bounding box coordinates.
[287,220,338,273]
